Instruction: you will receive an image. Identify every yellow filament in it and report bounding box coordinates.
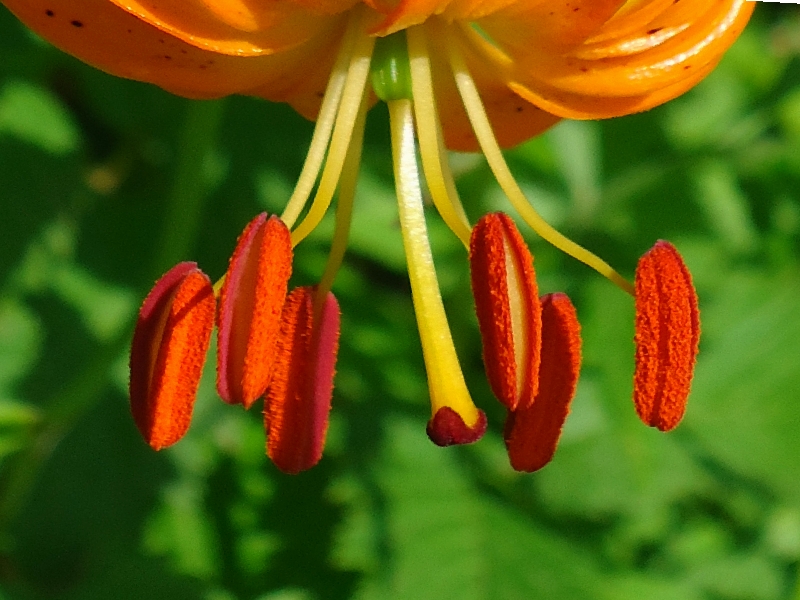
[445,33,636,296]
[280,15,359,229]
[314,87,369,314]
[290,26,375,247]
[388,98,480,425]
[212,273,226,296]
[406,26,471,249]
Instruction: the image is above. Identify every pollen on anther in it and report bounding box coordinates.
[217,213,292,409]
[633,240,700,432]
[504,293,581,472]
[470,213,541,412]
[265,287,340,475]
[129,262,215,450]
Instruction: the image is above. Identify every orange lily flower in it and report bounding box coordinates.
[3,0,753,471]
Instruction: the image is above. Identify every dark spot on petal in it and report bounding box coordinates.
[45,9,55,17]
[164,55,172,60]
[580,67,588,72]
[181,49,188,54]
[71,20,83,27]
[647,28,663,35]
[199,65,207,70]
[515,106,523,112]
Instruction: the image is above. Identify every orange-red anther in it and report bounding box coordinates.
[470,212,541,411]
[129,262,215,450]
[217,213,292,409]
[504,293,582,472]
[426,407,488,447]
[633,240,700,432]
[265,286,340,474]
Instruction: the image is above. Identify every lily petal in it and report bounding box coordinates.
[478,0,626,52]
[2,0,348,117]
[491,0,755,119]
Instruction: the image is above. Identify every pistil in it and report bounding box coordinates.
[388,97,484,438]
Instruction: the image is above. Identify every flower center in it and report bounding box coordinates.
[265,8,640,437]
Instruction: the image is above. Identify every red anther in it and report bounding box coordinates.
[217,213,292,408]
[130,262,215,450]
[633,240,700,432]
[470,212,541,411]
[426,407,488,447]
[504,293,581,472]
[265,286,340,474]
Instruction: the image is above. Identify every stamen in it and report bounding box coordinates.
[470,213,541,411]
[504,293,582,473]
[314,84,369,310]
[290,18,375,246]
[445,29,635,297]
[280,11,360,229]
[217,214,292,408]
[388,97,486,445]
[633,240,699,432]
[130,262,215,450]
[406,26,472,248]
[265,286,340,474]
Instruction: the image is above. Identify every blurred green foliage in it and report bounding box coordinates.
[1,4,800,600]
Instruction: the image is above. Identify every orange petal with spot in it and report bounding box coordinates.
[426,406,488,447]
[470,213,541,411]
[129,262,215,450]
[265,287,340,474]
[504,293,581,473]
[217,214,292,409]
[633,240,700,432]
[5,0,330,58]
[478,0,627,53]
[2,0,348,118]
[493,0,754,119]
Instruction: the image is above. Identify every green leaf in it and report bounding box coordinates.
[50,264,137,341]
[0,299,42,392]
[689,553,784,600]
[0,398,40,427]
[0,80,80,154]
[688,269,800,503]
[143,478,222,580]
[536,279,713,523]
[357,416,614,600]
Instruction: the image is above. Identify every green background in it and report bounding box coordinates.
[1,4,799,599]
